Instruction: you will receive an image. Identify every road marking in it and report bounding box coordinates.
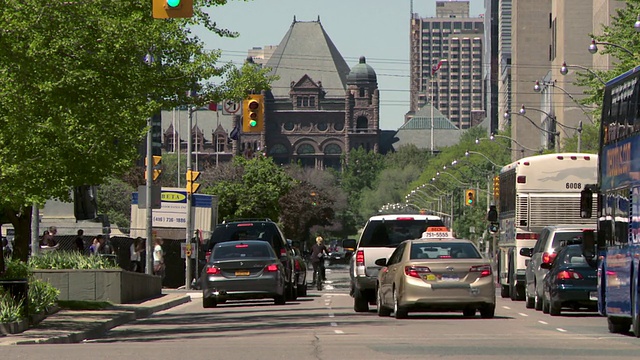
[502,306,511,310]
[539,320,548,325]
[334,330,344,334]
[328,313,335,318]
[556,328,568,332]
[330,322,338,327]
[518,313,528,317]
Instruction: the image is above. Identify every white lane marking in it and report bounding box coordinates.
[328,313,335,318]
[324,285,335,290]
[334,330,344,334]
[556,328,568,332]
[330,322,338,327]
[539,320,548,325]
[188,292,202,298]
[502,306,511,310]
[518,313,528,317]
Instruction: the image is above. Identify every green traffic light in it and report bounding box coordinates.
[167,0,181,8]
[249,120,257,127]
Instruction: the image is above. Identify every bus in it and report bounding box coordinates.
[580,65,640,336]
[497,153,597,301]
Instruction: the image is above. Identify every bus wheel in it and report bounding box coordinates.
[608,316,631,334]
[500,285,509,298]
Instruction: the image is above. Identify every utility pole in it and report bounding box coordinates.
[145,116,154,275]
[185,105,195,290]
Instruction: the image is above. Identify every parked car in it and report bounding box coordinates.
[541,244,598,316]
[203,219,297,300]
[202,240,286,308]
[520,224,594,311]
[288,239,308,297]
[344,214,446,312]
[327,239,349,265]
[375,238,495,319]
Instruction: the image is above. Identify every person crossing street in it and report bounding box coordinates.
[310,236,328,290]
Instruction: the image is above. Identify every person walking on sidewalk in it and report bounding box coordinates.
[153,237,165,279]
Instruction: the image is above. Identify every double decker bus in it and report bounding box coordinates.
[580,65,640,336]
[497,153,597,301]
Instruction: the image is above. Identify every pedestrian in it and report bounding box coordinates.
[310,236,328,286]
[153,237,165,278]
[97,235,114,255]
[41,226,58,248]
[89,237,100,255]
[130,237,144,273]
[75,229,85,253]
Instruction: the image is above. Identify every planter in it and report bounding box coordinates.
[32,269,161,304]
[0,318,28,335]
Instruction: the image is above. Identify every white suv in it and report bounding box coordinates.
[344,214,446,312]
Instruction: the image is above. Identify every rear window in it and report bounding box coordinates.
[208,223,280,252]
[550,231,584,250]
[359,218,445,248]
[211,242,275,260]
[556,246,588,266]
[410,242,482,260]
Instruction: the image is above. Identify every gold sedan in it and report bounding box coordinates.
[375,238,495,319]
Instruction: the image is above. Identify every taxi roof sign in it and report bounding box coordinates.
[422,226,453,239]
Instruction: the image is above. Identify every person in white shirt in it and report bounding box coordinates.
[153,237,165,278]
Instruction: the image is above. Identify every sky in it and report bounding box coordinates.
[194,0,486,130]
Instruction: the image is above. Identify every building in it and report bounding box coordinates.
[408,0,485,130]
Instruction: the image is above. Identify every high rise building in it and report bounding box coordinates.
[409,0,485,130]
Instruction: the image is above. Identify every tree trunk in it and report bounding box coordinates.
[3,206,32,262]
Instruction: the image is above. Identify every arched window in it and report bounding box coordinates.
[269,143,288,155]
[359,87,365,97]
[296,143,315,155]
[324,143,342,155]
[356,116,368,131]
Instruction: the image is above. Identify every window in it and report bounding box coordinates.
[283,121,295,131]
[296,143,315,155]
[324,143,342,155]
[296,96,315,108]
[317,122,328,131]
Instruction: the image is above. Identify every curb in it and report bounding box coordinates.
[10,294,192,345]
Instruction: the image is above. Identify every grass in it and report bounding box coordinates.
[57,300,113,310]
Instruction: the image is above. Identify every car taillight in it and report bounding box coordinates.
[280,248,287,256]
[470,265,492,278]
[542,252,557,264]
[265,264,279,272]
[205,251,211,262]
[557,271,583,280]
[206,265,221,275]
[294,260,301,271]
[356,250,365,266]
[404,266,431,278]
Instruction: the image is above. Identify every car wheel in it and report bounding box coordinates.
[274,294,286,305]
[286,283,297,301]
[500,285,510,298]
[479,304,495,319]
[377,287,391,317]
[393,287,408,319]
[298,283,307,298]
[542,296,550,314]
[202,297,217,308]
[534,289,543,311]
[463,307,476,317]
[525,285,535,309]
[549,299,561,316]
[354,290,370,312]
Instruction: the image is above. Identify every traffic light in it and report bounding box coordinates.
[144,156,162,181]
[493,175,500,200]
[186,170,200,195]
[243,94,264,133]
[465,189,476,207]
[152,0,193,19]
[489,222,499,234]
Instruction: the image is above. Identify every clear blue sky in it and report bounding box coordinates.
[195,0,485,130]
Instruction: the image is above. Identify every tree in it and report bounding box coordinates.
[0,1,274,261]
[97,177,135,233]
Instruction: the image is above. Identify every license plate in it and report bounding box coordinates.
[589,291,598,301]
[335,256,341,259]
[235,270,250,276]
[441,275,459,282]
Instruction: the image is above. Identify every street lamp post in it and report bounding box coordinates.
[520,105,582,152]
[464,150,503,168]
[533,79,594,124]
[490,134,542,155]
[559,61,606,85]
[504,110,561,153]
[588,38,634,57]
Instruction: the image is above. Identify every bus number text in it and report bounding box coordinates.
[565,183,582,189]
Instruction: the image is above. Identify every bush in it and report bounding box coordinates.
[28,251,120,270]
[1,258,31,280]
[28,279,59,315]
[0,290,24,323]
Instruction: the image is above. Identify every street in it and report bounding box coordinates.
[2,264,640,359]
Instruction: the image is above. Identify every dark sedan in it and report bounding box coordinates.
[542,244,598,316]
[202,240,286,308]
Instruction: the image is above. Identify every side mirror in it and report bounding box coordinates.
[580,186,594,218]
[343,239,357,250]
[540,262,552,270]
[519,248,533,257]
[581,229,597,267]
[374,258,387,267]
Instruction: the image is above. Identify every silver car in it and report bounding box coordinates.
[202,240,286,308]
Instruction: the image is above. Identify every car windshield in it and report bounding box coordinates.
[410,242,482,260]
[360,219,445,247]
[211,242,274,260]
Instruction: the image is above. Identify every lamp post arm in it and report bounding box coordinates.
[437,171,471,186]
[465,150,502,168]
[561,62,606,85]
[547,82,595,124]
[595,40,634,57]
[515,112,560,153]
[491,134,542,154]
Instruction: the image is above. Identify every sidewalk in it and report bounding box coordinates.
[0,292,191,345]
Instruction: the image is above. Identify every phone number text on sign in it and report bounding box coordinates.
[422,231,453,238]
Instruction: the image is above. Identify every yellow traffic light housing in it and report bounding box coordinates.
[144,156,162,181]
[152,0,193,19]
[465,189,476,207]
[186,170,200,195]
[243,94,264,133]
[493,175,500,200]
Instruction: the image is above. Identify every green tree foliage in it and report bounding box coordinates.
[339,148,384,227]
[97,177,135,233]
[202,156,293,221]
[0,1,274,261]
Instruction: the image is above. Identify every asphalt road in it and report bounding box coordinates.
[3,264,640,359]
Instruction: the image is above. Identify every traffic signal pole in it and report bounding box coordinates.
[185,106,194,290]
[145,116,154,275]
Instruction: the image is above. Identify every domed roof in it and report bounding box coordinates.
[347,56,377,84]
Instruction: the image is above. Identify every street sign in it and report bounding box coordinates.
[222,99,240,115]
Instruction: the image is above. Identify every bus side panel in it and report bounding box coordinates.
[604,247,632,317]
